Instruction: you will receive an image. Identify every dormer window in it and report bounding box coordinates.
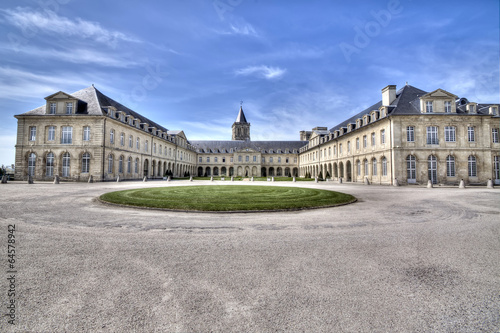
[49,103,56,114]
[468,104,476,113]
[444,101,452,113]
[66,102,73,114]
[426,101,433,113]
[491,106,499,116]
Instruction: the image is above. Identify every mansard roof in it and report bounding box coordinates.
[190,140,305,153]
[328,84,497,133]
[19,86,169,132]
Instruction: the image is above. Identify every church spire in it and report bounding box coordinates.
[232,103,250,141]
[235,105,248,123]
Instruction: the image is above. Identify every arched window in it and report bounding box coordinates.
[382,157,387,176]
[407,155,416,182]
[108,154,113,173]
[428,155,437,184]
[82,153,90,173]
[468,155,477,177]
[357,160,361,176]
[127,157,132,173]
[446,155,455,177]
[28,153,36,176]
[46,152,54,177]
[372,158,377,176]
[364,159,368,176]
[62,153,70,177]
[135,158,139,173]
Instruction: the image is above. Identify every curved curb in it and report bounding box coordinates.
[95,196,358,214]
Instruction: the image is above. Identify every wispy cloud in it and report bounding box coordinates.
[0,44,139,68]
[235,65,286,80]
[1,7,139,46]
[0,66,115,102]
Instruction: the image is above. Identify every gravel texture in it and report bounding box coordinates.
[0,180,499,332]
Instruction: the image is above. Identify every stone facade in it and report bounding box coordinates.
[13,84,500,185]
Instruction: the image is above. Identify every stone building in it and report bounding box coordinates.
[14,83,500,185]
[299,84,500,185]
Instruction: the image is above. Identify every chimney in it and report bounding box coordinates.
[382,85,397,106]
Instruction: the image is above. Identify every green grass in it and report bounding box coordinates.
[99,185,355,212]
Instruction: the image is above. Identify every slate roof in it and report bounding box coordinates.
[235,106,248,123]
[19,86,169,132]
[328,84,498,133]
[190,140,305,154]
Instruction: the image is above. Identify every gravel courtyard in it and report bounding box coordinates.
[1,180,499,332]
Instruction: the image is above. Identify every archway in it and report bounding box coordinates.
[346,160,352,182]
[143,159,149,178]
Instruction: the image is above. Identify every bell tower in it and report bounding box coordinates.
[232,104,250,141]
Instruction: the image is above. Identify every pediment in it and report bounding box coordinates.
[421,89,458,99]
[44,91,77,100]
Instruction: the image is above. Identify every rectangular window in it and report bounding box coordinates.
[136,138,140,150]
[468,127,475,142]
[83,126,90,141]
[356,138,359,150]
[444,101,452,113]
[339,144,342,154]
[66,102,73,114]
[207,157,210,163]
[245,156,249,162]
[110,130,114,144]
[426,101,433,113]
[468,156,477,177]
[347,141,351,153]
[29,126,36,141]
[371,133,376,146]
[230,157,233,163]
[61,126,73,144]
[426,126,438,145]
[49,103,56,114]
[262,157,265,163]
[270,157,273,163]
[153,143,156,153]
[214,157,218,163]
[381,129,385,144]
[48,126,55,141]
[199,157,202,163]
[469,105,476,113]
[407,126,414,142]
[444,126,456,142]
[145,141,148,152]
[493,128,499,143]
[363,135,367,148]
[129,135,133,148]
[223,157,226,163]
[253,156,257,162]
[278,157,281,163]
[121,133,125,146]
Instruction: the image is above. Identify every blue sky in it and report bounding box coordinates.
[1,0,499,165]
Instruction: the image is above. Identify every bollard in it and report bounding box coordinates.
[53,175,60,184]
[487,179,494,189]
[427,180,433,188]
[143,176,147,182]
[293,177,296,182]
[28,175,34,184]
[364,177,370,185]
[190,176,193,182]
[88,175,93,183]
[231,176,234,181]
[167,176,171,182]
[116,175,120,182]
[393,178,399,187]
[459,179,465,189]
